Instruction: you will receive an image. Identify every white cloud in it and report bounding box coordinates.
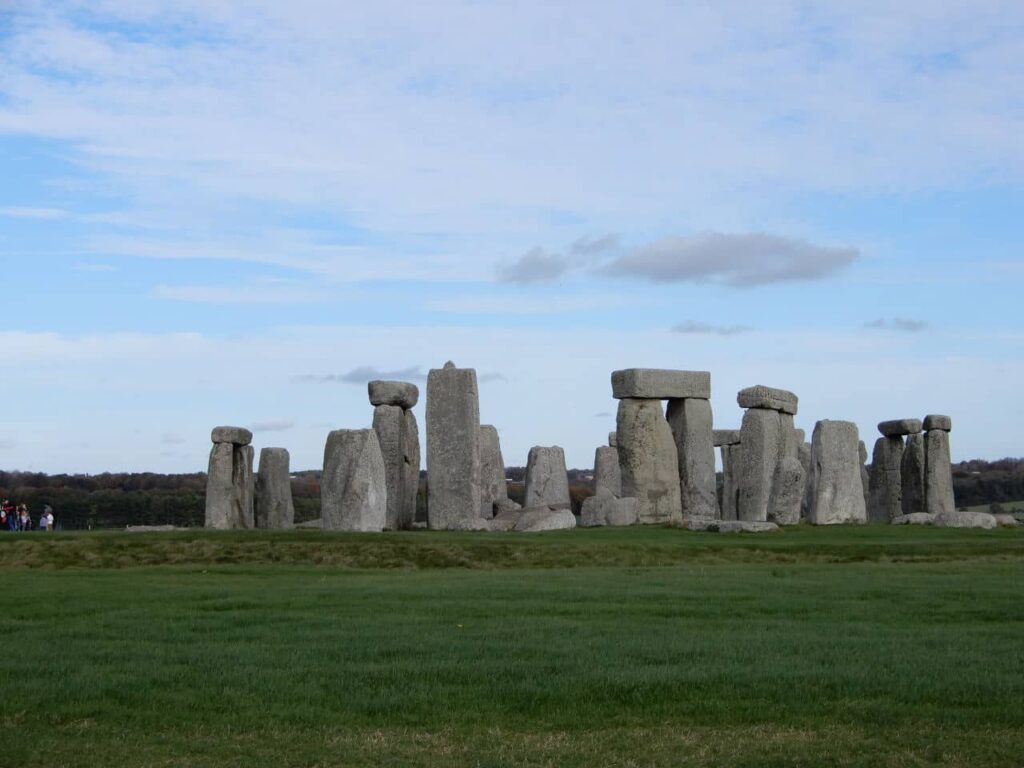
[0,206,69,219]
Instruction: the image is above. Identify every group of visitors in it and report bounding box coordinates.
[0,500,54,531]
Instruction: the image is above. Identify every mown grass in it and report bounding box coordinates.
[0,527,1022,766]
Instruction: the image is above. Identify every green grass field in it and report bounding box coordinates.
[1,526,1022,767]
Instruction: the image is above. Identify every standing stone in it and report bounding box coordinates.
[925,427,955,516]
[768,456,805,525]
[608,432,618,448]
[373,405,410,530]
[205,442,236,529]
[666,397,717,521]
[720,443,741,521]
[778,413,800,461]
[809,420,867,525]
[798,441,813,519]
[479,425,509,517]
[255,447,295,529]
[233,444,255,529]
[593,446,622,499]
[524,446,571,509]
[616,399,682,524]
[859,440,870,513]
[426,362,484,530]
[737,409,782,523]
[321,429,387,532]
[902,432,926,514]
[868,436,904,523]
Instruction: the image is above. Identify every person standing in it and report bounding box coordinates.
[44,507,55,532]
[19,506,31,531]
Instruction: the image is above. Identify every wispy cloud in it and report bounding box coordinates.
[497,247,568,284]
[72,263,117,273]
[0,206,68,220]
[295,366,427,385]
[671,320,751,336]
[250,420,295,432]
[864,318,929,332]
[425,293,630,314]
[152,281,329,305]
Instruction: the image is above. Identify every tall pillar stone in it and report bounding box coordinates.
[369,380,420,530]
[593,445,622,499]
[713,430,741,521]
[255,447,295,529]
[859,440,870,514]
[902,432,926,514]
[616,398,682,524]
[321,429,387,532]
[737,408,781,522]
[426,362,484,530]
[868,436,904,523]
[799,441,813,519]
[924,414,955,516]
[524,446,571,509]
[205,426,255,530]
[808,420,867,525]
[480,424,510,517]
[666,396,717,521]
[403,410,422,524]
[736,386,800,525]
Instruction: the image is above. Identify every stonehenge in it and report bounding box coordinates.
[480,425,515,518]
[255,447,295,529]
[593,445,622,499]
[924,415,955,515]
[736,386,803,525]
[616,395,682,524]
[524,446,571,509]
[369,380,421,530]
[713,429,742,521]
[902,433,926,514]
[321,429,387,532]
[205,426,255,529]
[809,420,867,525]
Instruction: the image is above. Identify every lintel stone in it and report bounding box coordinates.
[211,426,253,445]
[736,385,798,415]
[923,414,952,432]
[712,429,741,447]
[878,419,923,437]
[611,369,710,400]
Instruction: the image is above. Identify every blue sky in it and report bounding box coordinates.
[1,1,1022,473]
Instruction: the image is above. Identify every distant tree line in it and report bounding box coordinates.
[952,458,1024,507]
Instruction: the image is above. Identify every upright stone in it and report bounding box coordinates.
[426,362,483,530]
[321,429,387,532]
[737,409,781,522]
[616,398,682,524]
[868,436,904,523]
[373,404,410,530]
[479,425,509,517]
[901,432,926,514]
[768,456,805,525]
[233,444,255,529]
[720,443,741,521]
[666,397,717,521]
[925,421,955,516]
[593,446,622,499]
[608,432,618,448]
[404,410,422,524]
[859,440,870,513]
[524,446,571,509]
[205,442,235,529]
[798,441,813,519]
[255,447,295,529]
[809,420,867,525]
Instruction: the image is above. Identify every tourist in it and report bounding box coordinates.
[44,508,55,531]
[0,502,7,531]
[7,505,16,532]
[19,506,31,531]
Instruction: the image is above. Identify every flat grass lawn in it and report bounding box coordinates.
[1,527,1022,767]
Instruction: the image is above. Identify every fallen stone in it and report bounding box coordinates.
[682,519,779,533]
[901,433,926,514]
[713,429,742,447]
[211,426,253,446]
[768,456,804,526]
[403,410,422,525]
[808,420,867,525]
[878,419,923,437]
[368,380,420,409]
[923,414,952,432]
[994,514,1020,527]
[737,408,781,522]
[373,405,410,530]
[493,498,522,515]
[479,425,509,518]
[255,447,295,529]
[868,436,904,523]
[125,525,187,532]
[513,507,577,532]
[579,495,637,527]
[321,429,387,532]
[933,510,996,529]
[295,517,323,529]
[524,446,571,509]
[617,398,682,524]
[611,369,711,400]
[736,385,798,415]
[925,429,955,516]
[666,397,717,521]
[593,446,622,499]
[891,512,936,525]
[426,362,482,530]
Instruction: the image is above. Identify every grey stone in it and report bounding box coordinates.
[479,425,509,518]
[295,517,323,529]
[616,398,682,524]
[403,410,422,525]
[368,380,420,409]
[994,514,1020,527]
[524,446,571,509]
[611,369,710,400]
[373,405,411,530]
[901,433,926,514]
[798,442,812,519]
[211,426,252,445]
[794,429,806,443]
[736,385,798,415]
[126,525,187,532]
[712,429,741,447]
[768,456,805,526]
[205,442,235,529]
[779,413,800,461]
[488,509,519,531]
[493,498,522,515]
[892,512,936,525]
[255,447,295,529]
[868,436,904,523]
[925,429,955,516]
[321,429,387,532]
[608,432,618,448]
[513,507,577,532]
[737,408,782,522]
[859,440,870,514]
[233,445,255,529]
[426,363,482,530]
[808,420,867,525]
[682,519,779,533]
[878,419,923,437]
[923,414,952,432]
[933,510,996,529]
[720,444,741,521]
[666,398,717,521]
[580,495,637,527]
[593,446,622,499]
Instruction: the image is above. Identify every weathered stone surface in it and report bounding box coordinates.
[682,519,779,533]
[368,380,419,409]
[234,445,255,529]
[859,440,870,514]
[878,419,923,437]
[608,432,618,448]
[321,429,387,532]
[809,420,867,525]
[925,429,955,516]
[611,369,710,400]
[798,442,812,519]
[426,362,482,530]
[295,517,322,529]
[768,456,805,525]
[933,510,996,529]
[373,405,410,530]
[255,447,295,529]
[211,426,252,445]
[923,414,952,432]
[720,444,741,521]
[892,512,936,525]
[513,507,577,532]
[666,397,717,521]
[901,433,926,514]
[403,410,421,525]
[736,385,798,415]
[493,498,522,515]
[524,446,571,509]
[616,398,682,524]
[126,524,187,532]
[868,436,904,523]
[479,425,508,518]
[580,495,638,527]
[794,429,806,444]
[205,442,235,529]
[713,429,741,447]
[593,446,622,499]
[994,514,1020,527]
[779,413,799,461]
[737,408,782,522]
